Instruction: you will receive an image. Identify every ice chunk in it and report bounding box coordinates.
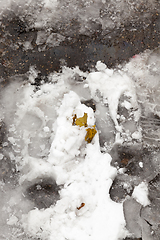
[132,182,150,207]
[96,61,107,71]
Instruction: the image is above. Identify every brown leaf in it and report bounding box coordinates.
[75,113,88,127]
[85,125,97,143]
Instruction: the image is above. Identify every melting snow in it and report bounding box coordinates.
[0,46,160,239]
[0,1,160,239]
[0,62,141,239]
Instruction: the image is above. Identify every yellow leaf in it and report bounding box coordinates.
[85,125,97,143]
[75,113,88,127]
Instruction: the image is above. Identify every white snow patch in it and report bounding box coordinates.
[139,162,143,168]
[86,63,141,141]
[22,142,127,240]
[132,182,150,207]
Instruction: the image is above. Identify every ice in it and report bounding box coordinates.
[124,49,160,117]
[46,33,65,47]
[123,197,156,239]
[123,198,142,238]
[123,48,160,146]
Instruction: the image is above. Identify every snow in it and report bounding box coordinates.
[0,62,135,239]
[1,49,159,238]
[139,162,143,168]
[22,143,126,240]
[86,66,141,143]
[0,1,160,238]
[0,45,160,238]
[132,182,150,207]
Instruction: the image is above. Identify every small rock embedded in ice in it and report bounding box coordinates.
[0,153,3,160]
[132,182,150,207]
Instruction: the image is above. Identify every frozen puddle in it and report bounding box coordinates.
[0,48,160,240]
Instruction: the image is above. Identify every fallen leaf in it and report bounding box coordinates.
[85,125,97,143]
[121,158,129,165]
[75,113,88,127]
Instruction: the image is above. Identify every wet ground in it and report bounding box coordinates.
[0,11,160,79]
[0,6,160,240]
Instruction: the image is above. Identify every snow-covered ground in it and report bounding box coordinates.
[0,1,160,240]
[0,49,160,239]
